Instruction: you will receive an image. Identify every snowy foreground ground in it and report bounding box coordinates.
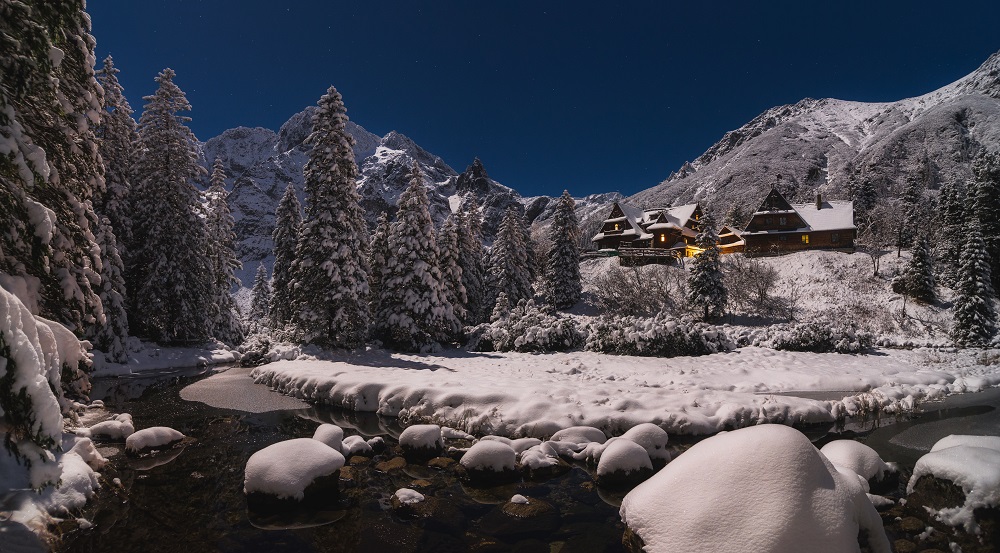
[253,346,1000,436]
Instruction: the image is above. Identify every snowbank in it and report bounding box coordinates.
[251,346,1000,437]
[907,436,1000,533]
[92,338,236,376]
[620,425,891,553]
[244,438,345,500]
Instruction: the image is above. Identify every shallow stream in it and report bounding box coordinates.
[59,365,1000,552]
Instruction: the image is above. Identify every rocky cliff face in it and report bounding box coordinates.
[629,50,1000,217]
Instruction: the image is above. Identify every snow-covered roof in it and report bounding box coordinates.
[666,204,699,227]
[793,201,855,231]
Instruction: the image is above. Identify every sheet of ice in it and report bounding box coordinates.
[460,440,516,472]
[251,347,999,437]
[596,439,651,476]
[180,367,309,413]
[620,425,891,553]
[125,427,184,453]
[312,424,344,451]
[907,442,1000,533]
[394,488,425,504]
[244,438,345,500]
[399,424,442,450]
[820,440,890,481]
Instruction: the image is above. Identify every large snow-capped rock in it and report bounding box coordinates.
[630,50,1000,215]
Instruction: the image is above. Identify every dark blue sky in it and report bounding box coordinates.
[89,1,1000,198]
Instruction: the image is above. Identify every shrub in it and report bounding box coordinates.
[585,313,734,357]
[588,264,686,318]
[468,300,584,353]
[738,321,874,354]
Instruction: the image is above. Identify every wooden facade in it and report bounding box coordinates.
[591,202,704,257]
[741,189,855,255]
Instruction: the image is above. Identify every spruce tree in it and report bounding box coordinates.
[898,176,925,255]
[543,190,582,309]
[248,262,271,328]
[687,214,727,321]
[205,159,244,345]
[269,183,301,329]
[290,86,370,348]
[438,213,468,323]
[490,206,534,307]
[935,180,966,286]
[92,217,130,362]
[972,151,1000,290]
[95,55,137,254]
[491,291,511,322]
[374,162,459,350]
[894,235,936,303]
[458,195,489,325]
[521,211,539,284]
[953,219,996,346]
[367,211,391,314]
[130,69,213,343]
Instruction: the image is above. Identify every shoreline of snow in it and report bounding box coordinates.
[251,346,1000,437]
[91,339,238,377]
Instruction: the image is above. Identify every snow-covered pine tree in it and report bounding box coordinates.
[269,183,301,329]
[367,211,391,315]
[290,86,370,348]
[521,211,539,284]
[687,214,727,321]
[848,177,878,219]
[92,217,130,362]
[205,159,244,345]
[543,190,582,309]
[972,151,1000,290]
[95,55,137,255]
[438,213,468,323]
[129,69,213,343]
[490,206,534,307]
[0,0,107,340]
[491,291,511,322]
[893,235,936,304]
[898,176,925,255]
[248,262,270,327]
[375,162,460,350]
[459,195,489,324]
[935,180,966,287]
[952,219,996,346]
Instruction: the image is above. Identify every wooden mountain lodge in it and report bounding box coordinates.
[591,188,855,263]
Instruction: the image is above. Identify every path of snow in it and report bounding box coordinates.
[252,347,1000,436]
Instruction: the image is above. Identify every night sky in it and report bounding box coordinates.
[88,1,1000,198]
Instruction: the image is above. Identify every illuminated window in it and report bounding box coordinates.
[801,234,809,244]
[614,223,619,231]
[659,234,666,243]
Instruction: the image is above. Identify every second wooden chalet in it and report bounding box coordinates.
[741,188,856,254]
[591,202,704,257]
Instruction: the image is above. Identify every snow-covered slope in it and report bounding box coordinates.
[630,50,1000,215]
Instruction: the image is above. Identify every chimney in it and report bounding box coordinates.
[815,193,823,210]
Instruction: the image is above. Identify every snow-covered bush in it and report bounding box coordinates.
[585,313,734,357]
[468,300,584,353]
[741,320,874,354]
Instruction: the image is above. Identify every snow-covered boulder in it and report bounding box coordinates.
[124,426,185,456]
[596,439,653,488]
[820,440,894,493]
[341,435,373,458]
[620,425,890,553]
[244,438,346,503]
[621,423,670,465]
[482,435,541,454]
[78,413,135,441]
[311,424,344,452]
[460,440,518,484]
[399,424,443,461]
[906,435,1000,535]
[519,442,571,480]
[551,426,607,446]
[393,488,425,505]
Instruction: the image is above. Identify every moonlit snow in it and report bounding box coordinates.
[244,438,345,500]
[125,426,185,453]
[620,425,891,553]
[394,488,425,504]
[460,440,517,472]
[820,440,891,482]
[596,439,652,476]
[908,434,1000,533]
[312,424,344,452]
[399,424,443,451]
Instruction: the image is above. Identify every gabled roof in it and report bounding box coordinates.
[753,188,795,213]
[793,201,855,232]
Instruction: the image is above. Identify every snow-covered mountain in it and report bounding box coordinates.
[630,50,1000,216]
[203,108,604,285]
